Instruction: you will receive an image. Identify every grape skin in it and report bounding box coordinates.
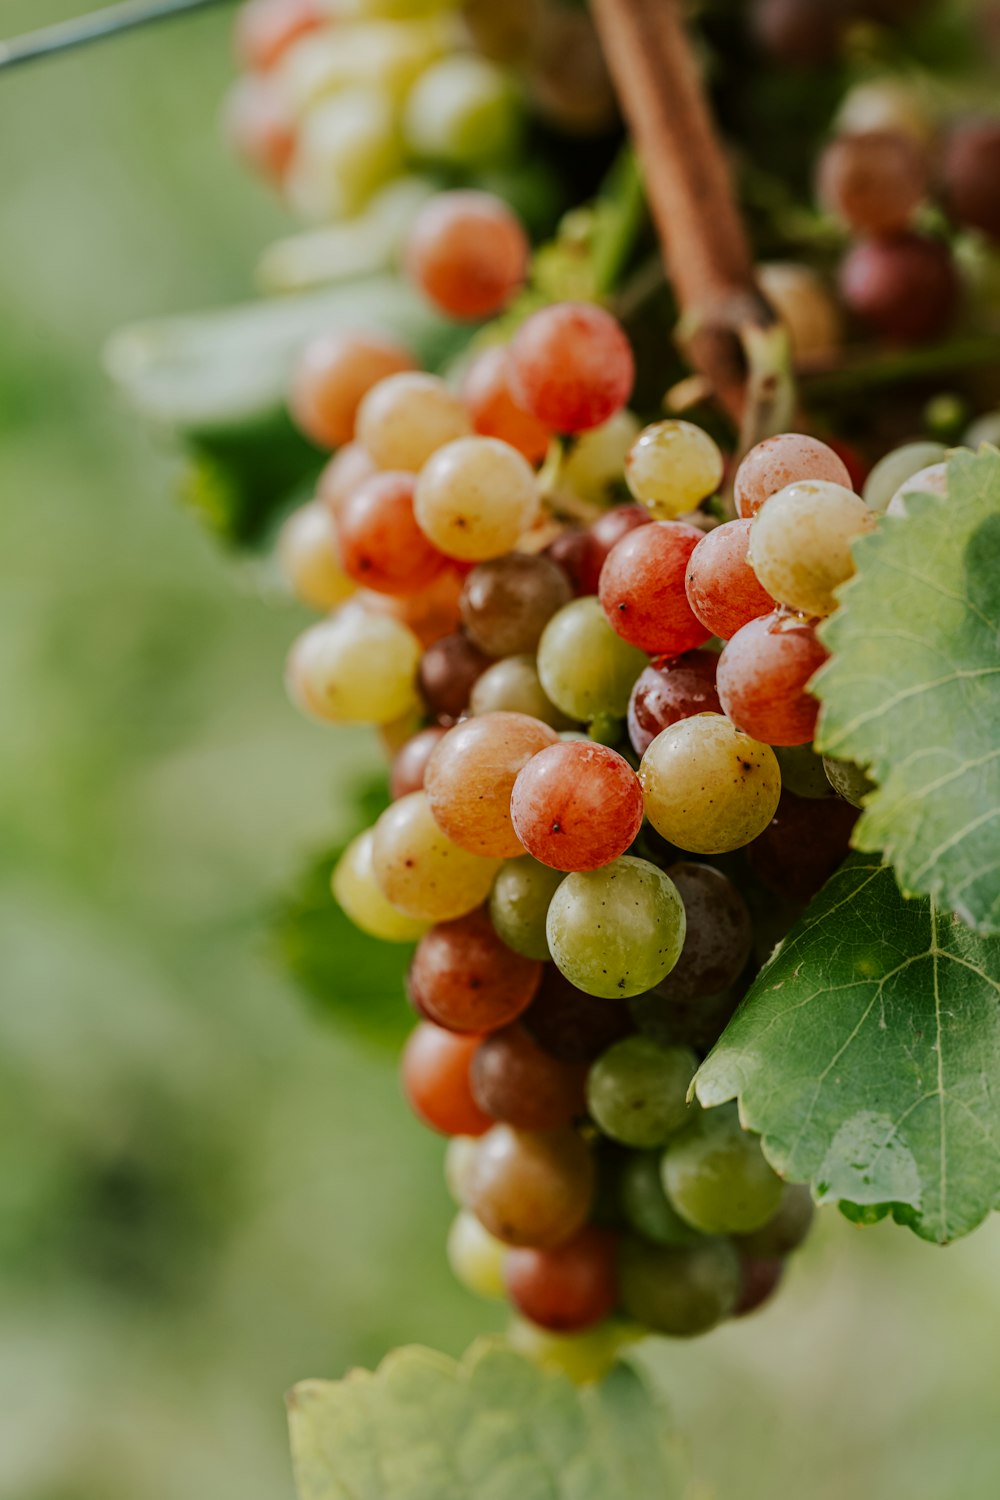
[747,479,875,617]
[733,433,851,519]
[716,613,829,747]
[390,725,448,800]
[624,420,724,519]
[655,862,753,1005]
[546,856,687,1000]
[522,968,634,1063]
[289,329,414,449]
[408,907,542,1033]
[447,1209,506,1299]
[861,441,947,513]
[286,608,422,725]
[619,1235,741,1337]
[684,518,775,640]
[639,714,781,854]
[460,553,572,658]
[331,829,429,943]
[404,190,529,320]
[337,470,448,596]
[586,1036,697,1149]
[508,302,635,434]
[461,345,551,464]
[838,233,959,346]
[504,1227,618,1332]
[317,442,378,520]
[619,1151,704,1248]
[424,711,559,858]
[661,1104,784,1235]
[471,1024,588,1130]
[756,261,842,363]
[489,855,567,960]
[598,521,711,657]
[470,655,571,728]
[418,630,492,722]
[537,597,647,726]
[278,500,356,611]
[401,1023,492,1137]
[356,371,472,471]
[371,790,500,921]
[467,1125,595,1248]
[816,130,928,236]
[627,652,722,758]
[414,436,540,562]
[510,741,644,872]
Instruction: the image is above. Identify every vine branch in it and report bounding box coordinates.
[0,0,235,72]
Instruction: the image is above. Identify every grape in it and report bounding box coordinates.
[737,1183,815,1258]
[522,967,634,1063]
[823,755,875,808]
[461,345,552,464]
[336,470,448,595]
[390,725,448,800]
[733,433,852,519]
[639,714,781,853]
[543,525,591,594]
[546,857,686,1001]
[598,521,711,657]
[747,479,875,617]
[489,855,566,960]
[619,1235,741,1336]
[750,0,848,66]
[401,1023,492,1137]
[561,410,641,504]
[278,500,356,611]
[286,607,421,724]
[631,984,742,1055]
[942,119,1000,243]
[836,79,934,145]
[627,652,722,758]
[403,54,522,168]
[285,87,401,223]
[425,711,558,857]
[507,303,635,434]
[756,262,842,364]
[716,613,828,746]
[418,630,492,721]
[222,74,296,182]
[537,598,647,726]
[510,741,643,873]
[747,791,858,901]
[317,442,379,520]
[289,330,415,449]
[624,420,724,519]
[357,566,465,650]
[816,130,928,236]
[471,1024,588,1130]
[356,371,472,472]
[578,505,653,595]
[447,1209,506,1299]
[507,1317,638,1383]
[527,4,618,137]
[234,0,323,72]
[275,18,451,114]
[444,1134,479,1208]
[504,1227,618,1332]
[461,0,539,65]
[467,1125,595,1247]
[885,461,950,518]
[586,1037,696,1148]
[371,790,501,920]
[684,519,775,640]
[460,553,572,658]
[861,441,948,513]
[661,1103,784,1235]
[404,191,529,320]
[409,907,542,1033]
[331,829,429,942]
[734,1256,785,1317]
[839,234,959,345]
[656,863,753,1006]
[470,655,571,728]
[619,1151,703,1247]
[414,436,540,562]
[773,743,835,800]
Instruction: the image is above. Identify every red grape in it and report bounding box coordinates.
[839,234,959,345]
[522,968,634,1063]
[816,130,928,236]
[578,505,653,595]
[390,726,449,800]
[655,862,753,1005]
[356,567,465,651]
[747,791,859,901]
[504,1227,619,1331]
[627,651,722,758]
[425,711,559,857]
[401,1024,492,1137]
[289,330,416,449]
[468,1125,595,1247]
[409,908,542,1033]
[461,345,552,465]
[751,0,849,67]
[418,631,492,722]
[317,442,378,521]
[337,471,447,596]
[684,519,775,640]
[510,740,643,871]
[717,611,829,746]
[404,191,529,320]
[942,119,1000,243]
[471,1024,588,1129]
[734,434,852,519]
[599,521,710,655]
[508,302,635,433]
[460,553,572,658]
[734,1256,785,1317]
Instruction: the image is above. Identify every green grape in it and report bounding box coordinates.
[823,755,875,809]
[508,1316,642,1384]
[624,419,724,519]
[285,87,402,223]
[619,1235,741,1336]
[470,654,572,729]
[561,410,640,503]
[861,441,948,513]
[446,1209,506,1299]
[586,1038,697,1148]
[661,1103,784,1236]
[331,829,429,942]
[639,714,781,854]
[774,743,835,799]
[444,1134,480,1208]
[537,597,647,726]
[736,1183,815,1258]
[371,790,500,920]
[489,856,566,960]
[619,1151,705,1248]
[747,480,875,618]
[403,54,522,168]
[545,857,686,1001]
[286,607,422,725]
[965,411,1000,449]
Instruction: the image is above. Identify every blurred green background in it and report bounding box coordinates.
[1,5,1000,1499]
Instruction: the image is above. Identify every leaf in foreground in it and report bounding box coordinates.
[814,446,1000,934]
[696,856,1000,1244]
[288,1340,684,1500]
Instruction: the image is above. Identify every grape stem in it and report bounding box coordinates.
[589,0,795,449]
[0,0,234,71]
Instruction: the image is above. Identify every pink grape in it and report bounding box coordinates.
[233,0,322,71]
[578,505,652,595]
[838,234,959,345]
[317,442,378,521]
[717,611,829,746]
[289,330,416,450]
[684,519,775,639]
[598,521,710,656]
[404,191,530,320]
[222,74,295,183]
[401,1024,492,1137]
[507,302,635,433]
[425,711,559,857]
[510,740,644,871]
[627,651,722,758]
[336,471,447,596]
[734,434,852,519]
[461,345,552,464]
[390,726,449,800]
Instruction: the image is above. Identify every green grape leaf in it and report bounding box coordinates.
[813,447,1000,934]
[288,1340,685,1500]
[695,856,1000,1244]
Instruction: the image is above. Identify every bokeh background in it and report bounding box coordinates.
[1,5,1000,1498]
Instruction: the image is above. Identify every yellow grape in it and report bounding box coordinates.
[446,1210,506,1299]
[275,20,450,116]
[284,87,401,222]
[414,436,540,561]
[444,1134,480,1207]
[624,419,724,519]
[277,500,356,610]
[331,829,428,941]
[286,606,421,724]
[639,714,781,854]
[748,480,876,617]
[356,371,471,471]
[507,1316,642,1384]
[560,409,640,503]
[371,790,500,919]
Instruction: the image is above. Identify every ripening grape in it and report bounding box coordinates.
[561,410,641,504]
[402,1023,492,1136]
[537,598,647,726]
[332,829,429,942]
[619,1235,741,1336]
[661,1103,784,1235]
[446,1209,506,1299]
[404,190,529,320]
[390,725,448,800]
[823,755,875,808]
[619,1151,703,1247]
[460,553,572,658]
[317,442,378,520]
[737,1183,815,1258]
[522,968,634,1062]
[656,862,753,1005]
[461,345,551,464]
[586,1036,696,1148]
[734,433,852,519]
[356,372,471,472]
[461,0,539,65]
[357,566,465,649]
[599,521,711,657]
[371,790,501,920]
[276,17,449,114]
[885,461,949,517]
[504,1227,618,1332]
[527,3,619,138]
[489,855,566,960]
[337,470,448,595]
[508,303,635,434]
[861,440,947,513]
[627,652,722,758]
[816,130,928,236]
[577,505,652,595]
[747,791,858,901]
[716,613,828,746]
[639,714,781,853]
[734,1256,785,1317]
[624,420,724,519]
[510,741,643,872]
[403,54,522,168]
[756,262,842,363]
[747,480,875,617]
[444,1134,479,1208]
[418,629,492,721]
[684,518,775,640]
[507,1316,639,1384]
[470,655,570,728]
[942,119,1000,243]
[836,78,934,144]
[471,1024,588,1130]
[222,73,296,181]
[233,0,322,72]
[414,436,540,562]
[285,88,401,223]
[278,500,355,611]
[289,329,415,449]
[424,711,558,858]
[408,906,542,1032]
[467,1124,595,1247]
[286,608,421,724]
[546,856,686,1000]
[750,0,847,67]
[838,234,959,345]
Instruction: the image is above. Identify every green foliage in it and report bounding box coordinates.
[815,447,1000,935]
[696,856,1000,1244]
[288,1341,684,1500]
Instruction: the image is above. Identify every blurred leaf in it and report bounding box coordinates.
[696,856,1000,1244]
[814,447,1000,934]
[288,1340,684,1500]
